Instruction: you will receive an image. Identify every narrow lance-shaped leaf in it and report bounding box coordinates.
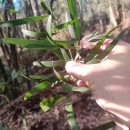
[60,48,70,61]
[82,32,100,40]
[83,26,120,49]
[90,121,116,130]
[41,0,55,19]
[66,12,76,39]
[29,73,55,80]
[84,26,120,63]
[65,103,79,130]
[88,28,128,64]
[82,36,104,49]
[54,19,78,30]
[63,82,90,93]
[24,44,56,50]
[5,39,76,50]
[46,15,52,38]
[24,77,57,100]
[22,29,57,38]
[53,68,65,81]
[52,49,64,60]
[3,38,57,50]
[0,16,48,27]
[55,40,77,47]
[21,74,33,81]
[3,38,52,46]
[40,96,65,112]
[3,38,76,49]
[33,60,65,67]
[15,69,25,78]
[82,36,114,49]
[67,0,80,40]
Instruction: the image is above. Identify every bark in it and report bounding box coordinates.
[29,0,44,31]
[2,1,19,70]
[0,58,8,82]
[9,45,19,70]
[108,0,117,27]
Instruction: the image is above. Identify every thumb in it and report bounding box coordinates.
[65,61,101,82]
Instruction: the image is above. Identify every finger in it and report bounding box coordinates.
[76,80,88,87]
[96,98,130,130]
[65,61,102,82]
[110,114,129,130]
[114,122,129,130]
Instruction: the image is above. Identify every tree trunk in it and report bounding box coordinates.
[108,0,117,27]
[30,0,44,31]
[2,1,19,70]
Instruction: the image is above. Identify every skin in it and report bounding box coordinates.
[65,40,130,130]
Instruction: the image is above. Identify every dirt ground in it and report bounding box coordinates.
[0,89,123,130]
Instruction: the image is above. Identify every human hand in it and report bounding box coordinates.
[65,39,130,130]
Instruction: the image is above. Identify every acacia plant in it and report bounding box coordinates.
[0,0,128,129]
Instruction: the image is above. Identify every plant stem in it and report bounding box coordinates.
[69,49,73,60]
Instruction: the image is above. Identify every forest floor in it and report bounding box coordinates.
[0,90,122,130]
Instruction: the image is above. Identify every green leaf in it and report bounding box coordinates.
[90,121,116,130]
[55,40,77,47]
[66,12,76,39]
[82,36,114,50]
[15,69,25,78]
[54,19,77,30]
[82,32,100,40]
[22,29,56,38]
[65,103,79,130]
[41,0,55,19]
[105,25,120,36]
[24,77,57,100]
[52,49,64,60]
[21,74,33,81]
[67,0,80,40]
[29,73,55,80]
[63,82,90,93]
[53,68,65,81]
[88,28,128,64]
[82,36,104,49]
[40,96,65,112]
[0,16,48,27]
[46,15,52,38]
[84,26,120,63]
[3,38,56,50]
[25,44,56,50]
[60,48,70,61]
[33,60,65,67]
